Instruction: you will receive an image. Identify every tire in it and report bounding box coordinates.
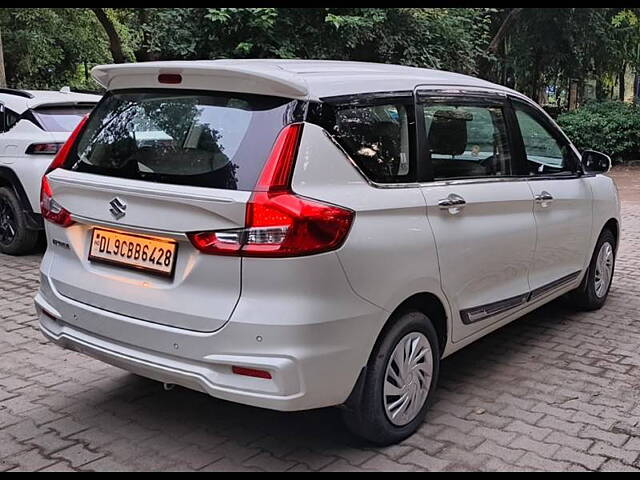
[341,310,440,445]
[0,187,39,256]
[568,229,616,311]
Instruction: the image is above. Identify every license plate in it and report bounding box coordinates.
[89,228,178,278]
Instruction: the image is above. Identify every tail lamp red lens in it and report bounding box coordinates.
[188,123,354,258]
[26,143,63,155]
[40,115,89,228]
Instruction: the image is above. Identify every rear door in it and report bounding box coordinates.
[510,98,593,296]
[416,91,537,342]
[45,89,296,332]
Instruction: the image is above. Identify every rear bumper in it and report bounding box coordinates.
[35,270,385,411]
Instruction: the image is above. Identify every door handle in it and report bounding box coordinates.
[438,193,466,215]
[535,191,554,208]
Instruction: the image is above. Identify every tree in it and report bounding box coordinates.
[485,8,522,55]
[90,8,126,64]
[3,7,640,105]
[0,26,6,88]
[127,8,493,74]
[0,8,111,89]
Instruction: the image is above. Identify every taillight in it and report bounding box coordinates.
[188,123,354,258]
[40,115,88,228]
[40,177,74,228]
[26,143,63,155]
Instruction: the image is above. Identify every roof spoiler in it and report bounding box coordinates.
[0,88,34,99]
[91,62,310,100]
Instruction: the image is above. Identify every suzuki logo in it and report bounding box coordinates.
[109,197,127,220]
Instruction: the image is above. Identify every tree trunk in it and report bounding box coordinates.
[486,8,524,54]
[531,53,541,103]
[0,27,6,88]
[91,8,126,64]
[619,62,626,101]
[134,8,152,62]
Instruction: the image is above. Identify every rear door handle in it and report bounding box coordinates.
[535,191,554,208]
[438,193,466,215]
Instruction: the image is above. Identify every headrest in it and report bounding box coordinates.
[428,110,470,156]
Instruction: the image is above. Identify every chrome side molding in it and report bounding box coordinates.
[460,270,582,325]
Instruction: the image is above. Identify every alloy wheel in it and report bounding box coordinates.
[0,198,17,246]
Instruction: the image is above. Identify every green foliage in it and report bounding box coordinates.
[0,8,111,90]
[0,7,496,90]
[557,101,640,160]
[2,6,640,107]
[489,8,640,102]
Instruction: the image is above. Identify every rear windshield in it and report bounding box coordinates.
[64,90,295,191]
[33,107,95,132]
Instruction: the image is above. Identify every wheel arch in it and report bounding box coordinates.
[0,167,30,209]
[0,166,43,230]
[602,218,619,251]
[389,292,448,357]
[343,290,449,411]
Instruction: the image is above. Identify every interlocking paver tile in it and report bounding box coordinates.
[0,168,639,471]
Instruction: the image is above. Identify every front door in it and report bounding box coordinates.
[510,99,593,297]
[416,92,537,342]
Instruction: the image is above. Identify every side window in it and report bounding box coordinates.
[422,103,512,180]
[0,107,20,133]
[5,109,19,131]
[326,102,412,183]
[514,107,575,175]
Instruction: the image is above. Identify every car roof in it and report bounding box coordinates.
[0,89,101,113]
[92,59,526,102]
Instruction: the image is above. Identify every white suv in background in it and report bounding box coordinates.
[34,60,620,445]
[0,88,100,254]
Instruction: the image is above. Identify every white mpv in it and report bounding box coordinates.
[35,60,620,445]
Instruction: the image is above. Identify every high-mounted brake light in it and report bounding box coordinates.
[158,73,182,84]
[188,123,355,258]
[40,115,88,228]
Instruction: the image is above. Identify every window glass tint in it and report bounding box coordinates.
[33,107,94,132]
[423,104,512,179]
[65,91,294,191]
[328,103,412,183]
[515,108,573,174]
[3,108,19,132]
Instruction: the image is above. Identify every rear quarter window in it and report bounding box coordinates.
[64,90,297,191]
[318,101,414,184]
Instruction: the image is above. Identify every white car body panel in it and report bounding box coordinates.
[420,180,537,342]
[92,59,522,102]
[293,124,447,318]
[45,168,249,333]
[33,60,621,413]
[0,121,69,211]
[0,90,101,214]
[526,178,593,291]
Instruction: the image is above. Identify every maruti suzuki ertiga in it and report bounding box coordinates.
[35,60,620,445]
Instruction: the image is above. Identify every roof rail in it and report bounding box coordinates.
[0,88,34,99]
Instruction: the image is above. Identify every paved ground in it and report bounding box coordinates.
[1,169,640,471]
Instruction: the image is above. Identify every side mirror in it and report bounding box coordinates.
[581,150,611,173]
